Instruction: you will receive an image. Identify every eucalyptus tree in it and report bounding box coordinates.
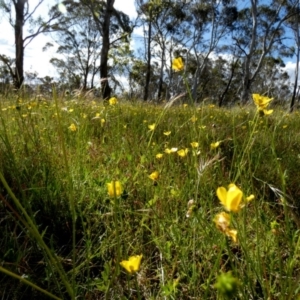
[128,58,160,99]
[252,56,292,102]
[79,0,133,99]
[49,1,102,90]
[135,0,152,101]
[233,0,298,103]
[135,0,192,101]
[186,0,238,101]
[151,0,192,101]
[0,0,62,89]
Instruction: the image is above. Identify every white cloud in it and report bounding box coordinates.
[281,61,297,84]
[0,23,14,55]
[25,34,58,78]
[115,0,137,19]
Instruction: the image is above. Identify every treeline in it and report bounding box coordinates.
[0,0,300,110]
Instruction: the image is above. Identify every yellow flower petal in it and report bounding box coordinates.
[172,57,184,72]
[69,123,77,131]
[149,171,159,181]
[246,194,255,202]
[263,109,273,115]
[109,97,118,105]
[148,123,156,131]
[217,184,243,212]
[156,153,163,159]
[177,148,189,157]
[252,94,273,110]
[217,187,228,208]
[120,255,143,274]
[211,141,220,150]
[107,181,123,197]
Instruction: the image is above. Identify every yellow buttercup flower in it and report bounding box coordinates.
[120,255,142,274]
[163,131,171,136]
[107,181,123,197]
[252,94,273,110]
[216,184,243,212]
[172,57,184,72]
[148,123,156,131]
[109,97,118,105]
[262,109,273,115]
[165,147,178,154]
[211,141,221,150]
[190,142,199,148]
[69,123,77,131]
[246,194,255,202]
[149,171,159,181]
[156,153,163,159]
[177,148,189,157]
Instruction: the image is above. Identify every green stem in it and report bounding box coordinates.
[234,110,259,182]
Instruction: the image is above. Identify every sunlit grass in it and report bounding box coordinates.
[0,93,300,299]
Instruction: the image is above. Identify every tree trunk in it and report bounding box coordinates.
[218,60,237,107]
[14,0,26,89]
[241,49,253,104]
[144,11,152,101]
[100,0,114,99]
[157,40,165,101]
[241,78,252,104]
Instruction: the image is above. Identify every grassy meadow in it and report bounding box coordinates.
[1,91,300,299]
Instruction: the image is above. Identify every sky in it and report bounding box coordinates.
[0,0,138,79]
[0,0,297,85]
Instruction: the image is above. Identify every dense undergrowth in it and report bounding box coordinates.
[1,92,300,299]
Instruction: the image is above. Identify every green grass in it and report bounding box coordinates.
[1,93,300,299]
